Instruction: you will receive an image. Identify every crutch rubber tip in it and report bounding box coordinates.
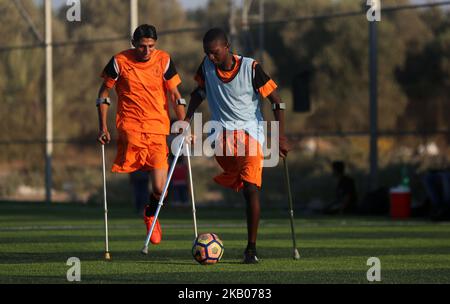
[293,249,300,260]
[104,252,112,260]
[141,247,149,255]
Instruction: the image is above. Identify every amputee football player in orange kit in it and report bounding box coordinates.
[96,24,187,245]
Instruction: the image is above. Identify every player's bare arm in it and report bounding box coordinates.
[167,86,186,122]
[96,83,111,144]
[267,90,290,158]
[184,86,206,123]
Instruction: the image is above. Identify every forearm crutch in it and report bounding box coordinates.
[101,144,111,260]
[141,127,190,255]
[185,142,198,238]
[283,156,300,260]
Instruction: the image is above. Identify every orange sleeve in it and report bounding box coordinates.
[258,79,277,98]
[165,74,182,90]
[163,55,181,90]
[253,62,278,98]
[100,56,120,89]
[101,74,116,89]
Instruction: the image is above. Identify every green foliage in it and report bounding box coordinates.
[396,8,450,132]
[0,0,449,203]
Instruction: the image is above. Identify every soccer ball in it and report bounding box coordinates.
[192,233,224,265]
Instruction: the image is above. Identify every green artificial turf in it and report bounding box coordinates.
[1,201,450,284]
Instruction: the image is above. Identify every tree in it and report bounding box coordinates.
[252,0,434,134]
[0,0,45,162]
[396,8,450,135]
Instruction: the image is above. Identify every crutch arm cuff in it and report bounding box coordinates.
[271,102,286,111]
[96,97,111,106]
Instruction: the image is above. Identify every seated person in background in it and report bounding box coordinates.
[422,169,450,221]
[324,161,358,215]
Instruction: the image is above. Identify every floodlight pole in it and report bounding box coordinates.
[229,0,237,50]
[368,2,379,191]
[45,0,53,204]
[241,0,251,54]
[258,0,264,64]
[130,0,138,38]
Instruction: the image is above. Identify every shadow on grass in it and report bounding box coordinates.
[2,229,450,245]
[0,201,296,221]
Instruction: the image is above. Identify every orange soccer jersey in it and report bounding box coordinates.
[101,49,181,135]
[101,49,180,172]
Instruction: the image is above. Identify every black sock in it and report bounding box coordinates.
[145,194,159,217]
[246,242,256,252]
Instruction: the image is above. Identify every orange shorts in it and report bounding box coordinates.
[214,130,264,192]
[112,129,169,173]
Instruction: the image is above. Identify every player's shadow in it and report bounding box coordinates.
[4,244,449,265]
[0,249,191,264]
[0,249,252,266]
